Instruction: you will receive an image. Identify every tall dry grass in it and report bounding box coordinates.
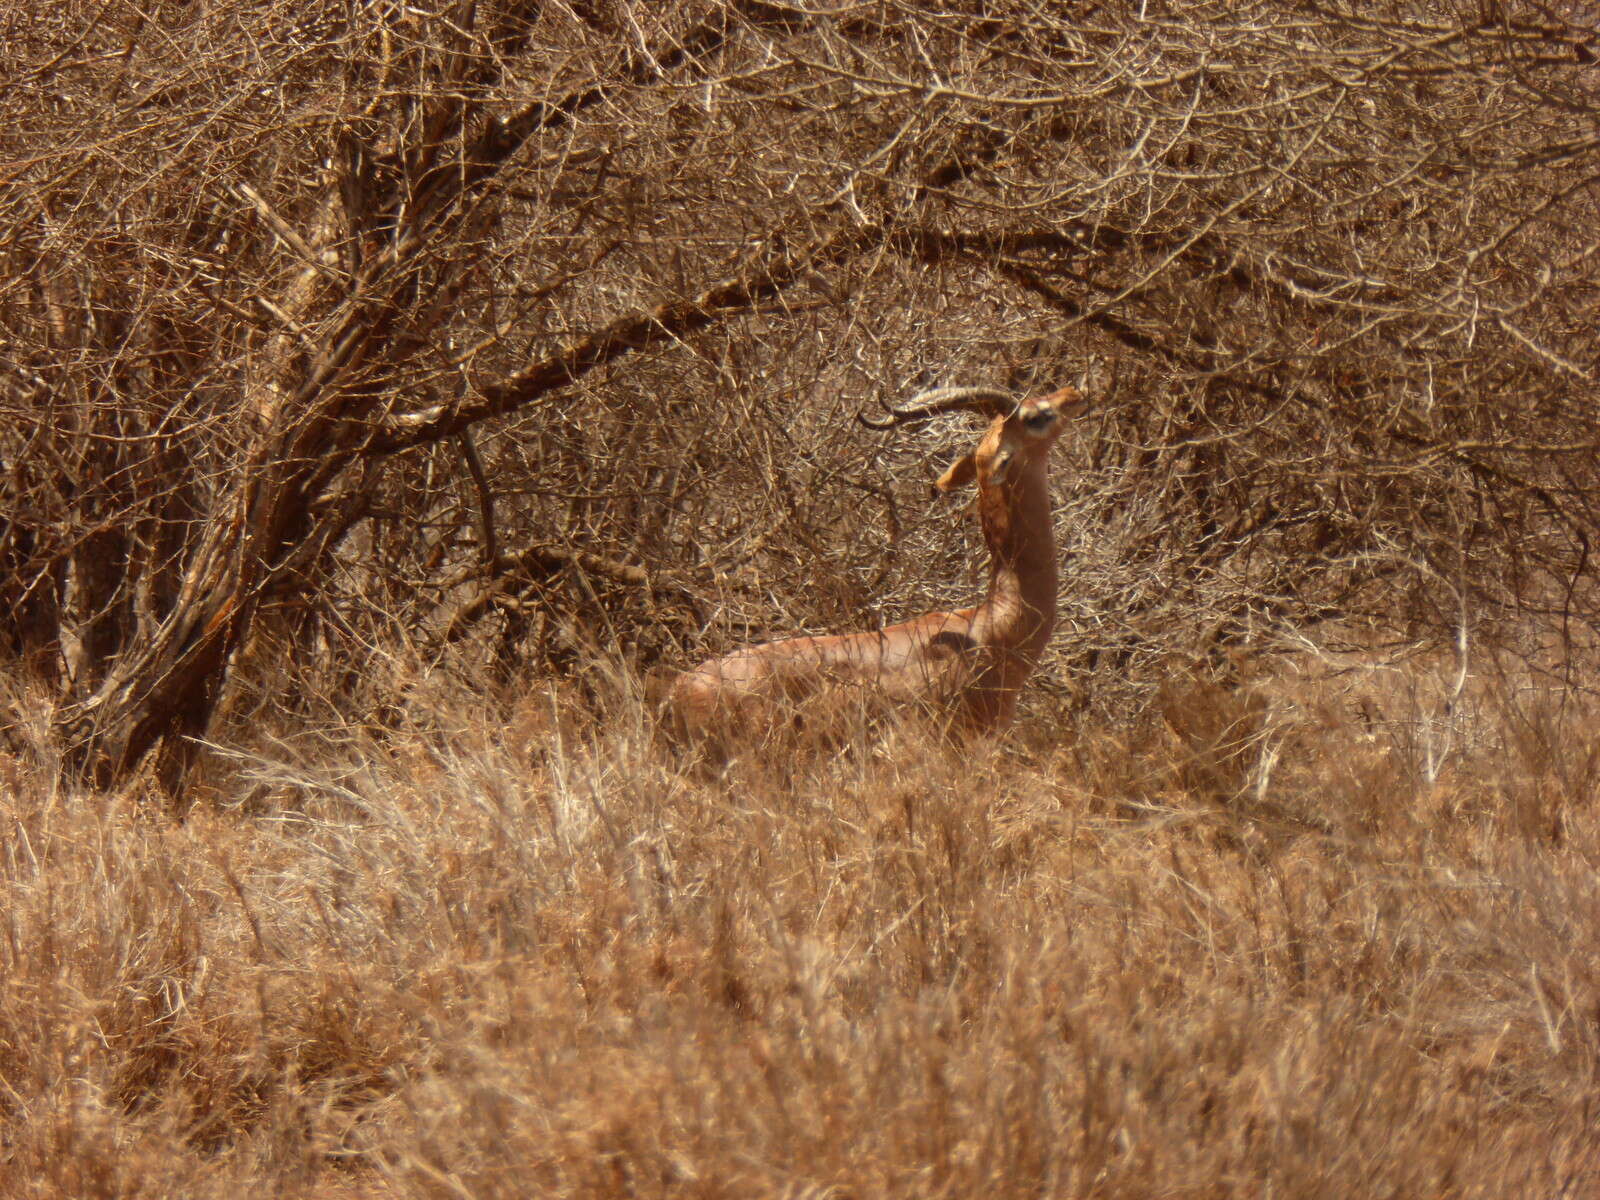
[0,641,1596,1197]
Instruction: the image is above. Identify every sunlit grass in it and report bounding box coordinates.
[1,646,1596,1196]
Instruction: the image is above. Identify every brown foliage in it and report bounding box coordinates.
[5,8,1600,1189]
[4,1,1600,786]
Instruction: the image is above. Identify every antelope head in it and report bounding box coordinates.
[858,382,1088,496]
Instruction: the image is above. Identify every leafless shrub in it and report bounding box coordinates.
[5,10,1600,1189]
[4,1,1600,790]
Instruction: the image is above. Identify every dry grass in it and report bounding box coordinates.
[1,643,1597,1198]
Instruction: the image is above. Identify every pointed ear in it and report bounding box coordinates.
[935,452,977,494]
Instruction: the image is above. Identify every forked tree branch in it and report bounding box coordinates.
[371,227,876,453]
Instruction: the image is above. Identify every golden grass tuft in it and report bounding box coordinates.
[1,646,1597,1196]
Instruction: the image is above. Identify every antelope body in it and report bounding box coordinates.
[663,383,1088,750]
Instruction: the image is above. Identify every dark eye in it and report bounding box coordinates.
[1023,407,1057,431]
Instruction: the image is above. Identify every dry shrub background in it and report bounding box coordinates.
[3,0,1600,1193]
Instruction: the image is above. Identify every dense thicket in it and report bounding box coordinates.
[4,0,1599,789]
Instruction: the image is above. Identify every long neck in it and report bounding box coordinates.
[975,464,1057,650]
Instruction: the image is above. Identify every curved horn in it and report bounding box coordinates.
[856,386,1016,431]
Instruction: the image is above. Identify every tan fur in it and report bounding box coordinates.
[663,385,1089,757]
